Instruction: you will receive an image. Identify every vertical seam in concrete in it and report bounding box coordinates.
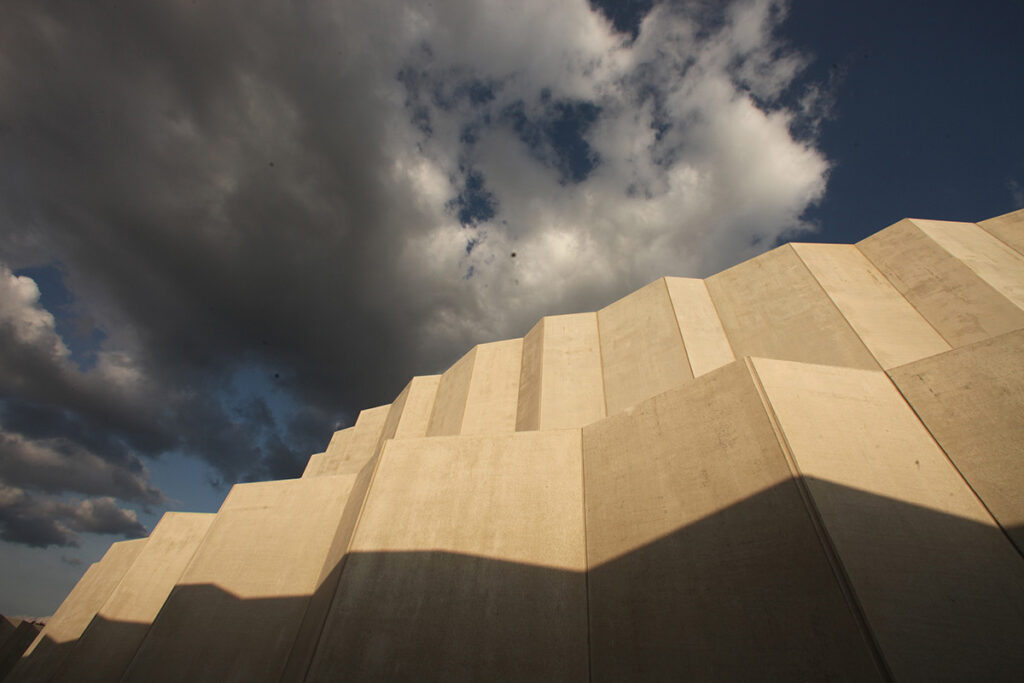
[883,369,1024,560]
[594,311,610,419]
[578,428,593,683]
[854,236,955,347]
[700,277,737,359]
[744,358,894,682]
[662,277,695,379]
[536,318,545,431]
[298,443,391,682]
[789,244,880,370]
[457,347,478,434]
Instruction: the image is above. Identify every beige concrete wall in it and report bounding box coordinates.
[583,360,882,681]
[792,243,951,368]
[978,207,1024,256]
[301,452,327,477]
[426,345,476,436]
[664,276,735,376]
[306,430,588,681]
[889,329,1024,555]
[8,539,146,683]
[391,375,440,439]
[51,513,214,683]
[706,245,879,371]
[858,218,1024,346]
[752,358,1024,682]
[518,313,604,431]
[598,279,692,415]
[306,405,389,477]
[121,475,361,683]
[460,338,522,434]
[909,218,1024,309]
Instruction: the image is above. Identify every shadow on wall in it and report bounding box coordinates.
[8,479,1024,683]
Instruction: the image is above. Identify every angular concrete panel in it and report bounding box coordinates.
[583,361,882,681]
[306,405,389,477]
[426,345,476,436]
[306,430,588,681]
[8,539,147,683]
[889,329,1024,555]
[51,512,214,683]
[390,375,440,439]
[121,475,362,683]
[706,245,879,371]
[978,207,1024,255]
[858,218,1024,346]
[517,313,604,431]
[792,242,951,368]
[460,338,522,434]
[598,279,692,415]
[910,218,1024,308]
[664,276,735,376]
[753,358,1024,682]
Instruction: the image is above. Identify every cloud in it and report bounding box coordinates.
[0,0,831,543]
[0,485,147,548]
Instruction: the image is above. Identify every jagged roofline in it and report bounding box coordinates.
[10,207,1024,683]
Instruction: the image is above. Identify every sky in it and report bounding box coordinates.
[0,0,1021,617]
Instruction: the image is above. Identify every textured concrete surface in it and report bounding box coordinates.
[598,279,692,415]
[51,513,214,683]
[889,329,1024,555]
[460,338,523,435]
[390,375,440,439]
[121,476,361,683]
[978,207,1024,255]
[793,242,950,368]
[706,245,880,370]
[664,276,735,376]
[754,358,1024,682]
[583,360,882,681]
[8,539,146,683]
[517,313,605,431]
[426,344,476,436]
[306,431,587,681]
[858,218,1024,346]
[0,620,41,681]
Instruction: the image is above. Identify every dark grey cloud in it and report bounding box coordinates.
[0,0,830,546]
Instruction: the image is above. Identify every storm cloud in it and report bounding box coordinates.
[0,0,829,546]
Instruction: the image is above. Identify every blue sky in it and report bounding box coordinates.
[0,0,1021,617]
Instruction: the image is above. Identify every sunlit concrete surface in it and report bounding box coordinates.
[22,207,1024,682]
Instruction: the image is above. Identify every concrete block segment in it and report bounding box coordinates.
[583,360,882,681]
[301,452,327,477]
[858,218,1024,346]
[792,242,951,368]
[8,539,147,683]
[517,313,604,431]
[889,329,1024,555]
[305,405,390,477]
[51,512,214,683]
[706,245,879,370]
[598,278,692,415]
[910,218,1024,309]
[306,430,588,681]
[0,620,41,681]
[427,339,523,436]
[978,207,1024,255]
[390,375,440,439]
[121,475,362,683]
[752,358,1024,682]
[663,276,734,376]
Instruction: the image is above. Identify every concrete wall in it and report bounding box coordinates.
[51,512,214,683]
[858,218,1024,346]
[664,276,734,376]
[460,339,522,435]
[583,360,882,681]
[889,329,1024,556]
[426,345,476,436]
[792,243,951,368]
[517,313,605,431]
[9,539,147,683]
[391,375,440,439]
[121,475,362,683]
[598,279,692,415]
[978,207,1024,255]
[305,405,390,477]
[706,245,879,370]
[305,430,588,681]
[752,358,1024,682]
